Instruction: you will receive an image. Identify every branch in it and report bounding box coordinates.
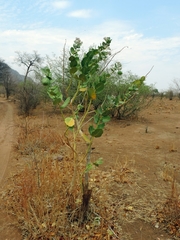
[145,65,154,78]
[100,46,128,74]
[62,40,67,85]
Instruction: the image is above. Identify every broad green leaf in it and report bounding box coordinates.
[65,117,75,127]
[60,97,70,109]
[69,67,78,75]
[79,74,86,82]
[69,55,75,61]
[93,114,99,124]
[70,67,78,75]
[81,66,89,75]
[90,128,103,138]
[140,76,146,82]
[129,86,138,91]
[95,82,105,93]
[81,56,88,68]
[102,115,111,123]
[89,64,99,75]
[97,107,103,115]
[102,110,111,117]
[42,77,50,86]
[48,86,60,96]
[70,47,76,55]
[81,50,98,68]
[132,80,141,87]
[132,76,145,87]
[69,56,78,68]
[70,60,77,68]
[52,98,62,105]
[97,123,105,129]
[88,88,96,100]
[51,93,63,104]
[85,163,95,173]
[93,158,103,167]
[88,125,95,135]
[41,67,51,76]
[87,49,98,59]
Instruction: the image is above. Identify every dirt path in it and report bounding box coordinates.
[0,100,14,184]
[0,99,22,239]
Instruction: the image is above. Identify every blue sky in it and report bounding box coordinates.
[1,0,180,91]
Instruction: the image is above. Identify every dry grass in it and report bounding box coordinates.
[1,112,180,239]
[2,116,127,239]
[4,157,83,239]
[154,164,180,238]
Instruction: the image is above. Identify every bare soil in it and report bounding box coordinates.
[0,97,179,239]
[0,99,22,239]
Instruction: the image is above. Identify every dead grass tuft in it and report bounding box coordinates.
[155,164,180,238]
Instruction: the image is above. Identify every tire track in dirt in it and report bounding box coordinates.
[0,100,14,183]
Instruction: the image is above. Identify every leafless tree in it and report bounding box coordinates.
[15,51,42,84]
[173,79,180,91]
[170,79,180,99]
[14,51,43,115]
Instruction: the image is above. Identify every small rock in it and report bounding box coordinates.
[53,155,64,161]
[155,222,159,228]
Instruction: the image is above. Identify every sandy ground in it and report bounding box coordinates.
[0,100,14,183]
[0,99,21,239]
[0,97,179,239]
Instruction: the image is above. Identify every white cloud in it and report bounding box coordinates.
[52,1,71,9]
[68,9,92,18]
[0,20,180,90]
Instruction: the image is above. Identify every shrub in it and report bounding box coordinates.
[167,90,174,100]
[93,71,154,119]
[16,80,41,115]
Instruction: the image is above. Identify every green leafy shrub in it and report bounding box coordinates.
[93,70,153,119]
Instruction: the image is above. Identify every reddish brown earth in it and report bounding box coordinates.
[0,99,22,239]
[92,98,180,240]
[0,97,179,240]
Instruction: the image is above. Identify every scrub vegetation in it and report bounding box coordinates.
[0,37,179,239]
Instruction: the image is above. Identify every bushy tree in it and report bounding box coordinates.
[93,69,154,119]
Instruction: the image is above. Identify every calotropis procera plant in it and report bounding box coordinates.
[41,37,112,220]
[41,37,147,221]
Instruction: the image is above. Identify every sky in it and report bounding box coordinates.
[0,0,180,91]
